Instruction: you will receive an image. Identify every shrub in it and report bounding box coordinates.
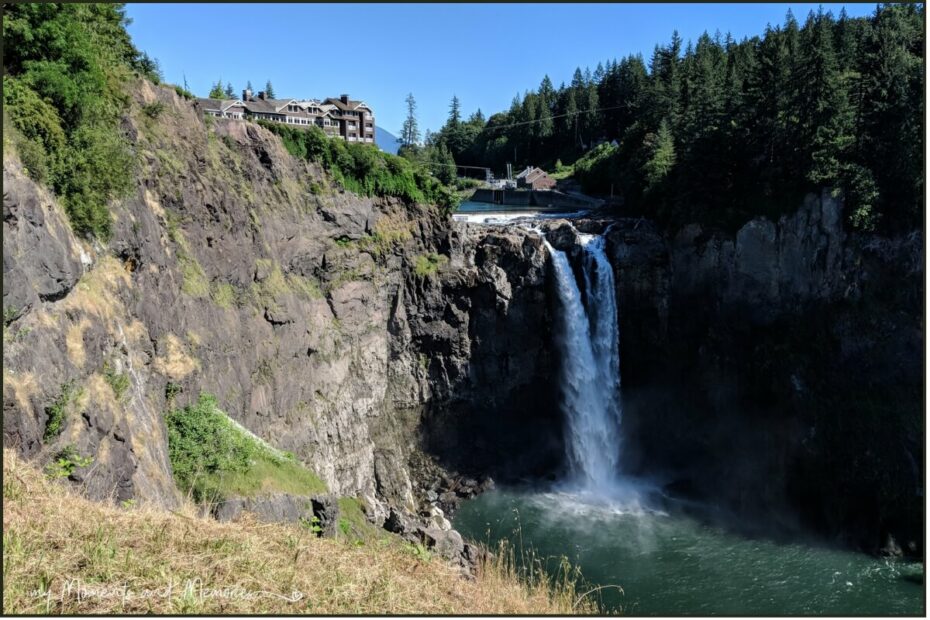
[3,76,67,157]
[172,84,194,100]
[44,445,93,479]
[142,101,166,119]
[102,361,130,401]
[44,381,82,442]
[165,393,255,502]
[164,381,182,403]
[259,122,460,213]
[573,142,620,194]
[134,52,162,84]
[165,393,326,503]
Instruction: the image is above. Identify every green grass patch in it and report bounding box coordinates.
[249,259,322,310]
[165,393,326,504]
[336,497,388,545]
[413,253,448,277]
[352,225,414,260]
[178,251,209,298]
[210,282,238,309]
[211,456,327,501]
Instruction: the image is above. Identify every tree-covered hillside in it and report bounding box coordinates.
[3,3,161,239]
[423,5,924,232]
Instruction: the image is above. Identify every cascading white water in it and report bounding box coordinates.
[580,234,623,439]
[544,234,623,493]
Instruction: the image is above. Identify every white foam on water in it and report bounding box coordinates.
[453,210,588,225]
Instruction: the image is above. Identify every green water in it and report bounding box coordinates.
[453,486,924,615]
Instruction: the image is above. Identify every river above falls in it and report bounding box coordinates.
[453,486,924,615]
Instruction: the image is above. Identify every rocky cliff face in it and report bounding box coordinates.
[597,194,923,554]
[2,81,554,526]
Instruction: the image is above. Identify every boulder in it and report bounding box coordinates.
[310,495,340,538]
[539,221,579,252]
[213,493,341,533]
[383,507,412,534]
[415,525,465,562]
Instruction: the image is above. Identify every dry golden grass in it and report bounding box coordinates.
[2,450,595,614]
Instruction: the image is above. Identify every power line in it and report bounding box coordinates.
[471,104,629,134]
[405,103,628,146]
[403,104,629,174]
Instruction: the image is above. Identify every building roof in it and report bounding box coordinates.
[515,166,541,179]
[270,99,300,113]
[241,98,278,114]
[515,167,553,184]
[323,97,372,113]
[196,98,246,112]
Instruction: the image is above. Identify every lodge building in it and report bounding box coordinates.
[196,90,375,144]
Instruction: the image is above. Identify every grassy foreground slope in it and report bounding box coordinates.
[2,450,592,614]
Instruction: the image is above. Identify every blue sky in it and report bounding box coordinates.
[126,3,878,137]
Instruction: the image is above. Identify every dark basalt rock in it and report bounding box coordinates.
[310,495,340,538]
[213,493,339,537]
[2,157,85,317]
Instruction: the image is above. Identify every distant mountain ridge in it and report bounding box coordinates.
[376,126,402,155]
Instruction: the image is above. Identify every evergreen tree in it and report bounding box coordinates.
[400,92,420,148]
[440,95,469,160]
[469,109,486,125]
[606,55,648,140]
[264,80,275,99]
[224,82,235,98]
[855,3,924,229]
[430,4,921,233]
[681,32,725,143]
[796,9,853,185]
[208,79,225,99]
[536,90,554,141]
[539,75,555,108]
[642,118,676,190]
[562,88,579,146]
[429,142,456,184]
[571,67,585,92]
[448,95,462,125]
[581,81,600,144]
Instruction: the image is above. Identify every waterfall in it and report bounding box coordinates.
[545,234,623,493]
